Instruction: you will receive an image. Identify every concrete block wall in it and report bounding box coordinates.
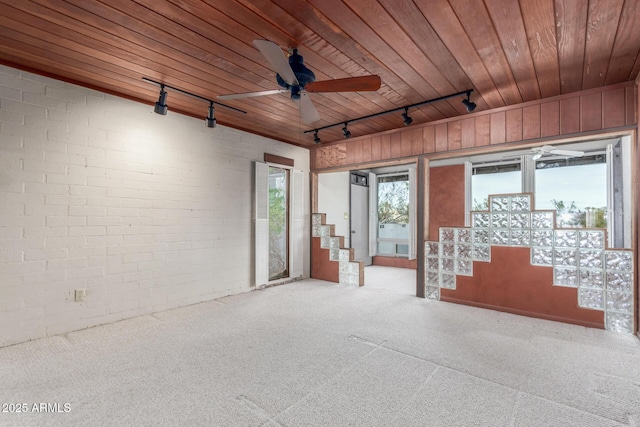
[0,65,310,347]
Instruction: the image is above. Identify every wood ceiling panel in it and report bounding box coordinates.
[582,0,624,89]
[448,0,522,105]
[519,0,560,98]
[307,0,447,110]
[378,0,487,110]
[555,0,588,94]
[605,0,640,84]
[483,0,541,102]
[21,0,277,102]
[80,0,264,81]
[0,0,637,146]
[413,0,505,109]
[345,0,465,116]
[0,25,145,94]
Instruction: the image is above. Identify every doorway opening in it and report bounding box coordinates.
[350,163,417,293]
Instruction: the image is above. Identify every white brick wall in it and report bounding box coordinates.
[0,65,310,347]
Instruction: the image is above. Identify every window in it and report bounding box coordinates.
[459,137,632,248]
[471,161,521,210]
[535,154,606,228]
[368,167,416,259]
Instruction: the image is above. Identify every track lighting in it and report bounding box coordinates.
[142,78,246,126]
[305,89,475,143]
[205,102,216,128]
[462,90,476,112]
[154,84,168,115]
[342,123,351,139]
[402,108,413,126]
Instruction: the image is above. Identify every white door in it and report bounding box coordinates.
[350,181,371,265]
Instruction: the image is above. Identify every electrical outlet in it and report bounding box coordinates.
[74,289,86,302]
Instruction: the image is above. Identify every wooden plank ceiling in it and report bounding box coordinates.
[0,0,638,147]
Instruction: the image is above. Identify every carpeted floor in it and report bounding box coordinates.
[1,266,639,426]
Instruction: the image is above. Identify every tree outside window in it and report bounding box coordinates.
[536,155,606,229]
[377,174,409,255]
[268,167,288,280]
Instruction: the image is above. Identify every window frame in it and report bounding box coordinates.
[376,171,410,257]
[458,138,632,249]
[368,165,416,259]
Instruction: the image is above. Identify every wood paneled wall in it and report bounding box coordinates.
[312,82,636,170]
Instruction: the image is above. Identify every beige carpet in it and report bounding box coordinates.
[1,267,639,426]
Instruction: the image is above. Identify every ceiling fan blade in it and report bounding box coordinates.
[550,149,584,157]
[305,75,381,93]
[253,39,298,86]
[218,89,287,100]
[297,92,321,124]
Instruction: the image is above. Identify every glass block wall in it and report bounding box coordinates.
[425,193,635,334]
[312,213,363,286]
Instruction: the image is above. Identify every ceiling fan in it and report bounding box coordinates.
[218,40,382,124]
[530,145,584,160]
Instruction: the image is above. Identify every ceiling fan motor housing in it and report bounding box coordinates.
[276,49,316,100]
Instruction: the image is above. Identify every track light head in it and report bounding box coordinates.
[313,130,321,144]
[342,123,351,139]
[154,85,168,115]
[462,98,476,113]
[402,108,413,126]
[462,91,476,113]
[205,102,216,128]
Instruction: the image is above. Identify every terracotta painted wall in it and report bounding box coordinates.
[372,256,417,269]
[428,165,466,239]
[311,236,339,282]
[440,247,604,328]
